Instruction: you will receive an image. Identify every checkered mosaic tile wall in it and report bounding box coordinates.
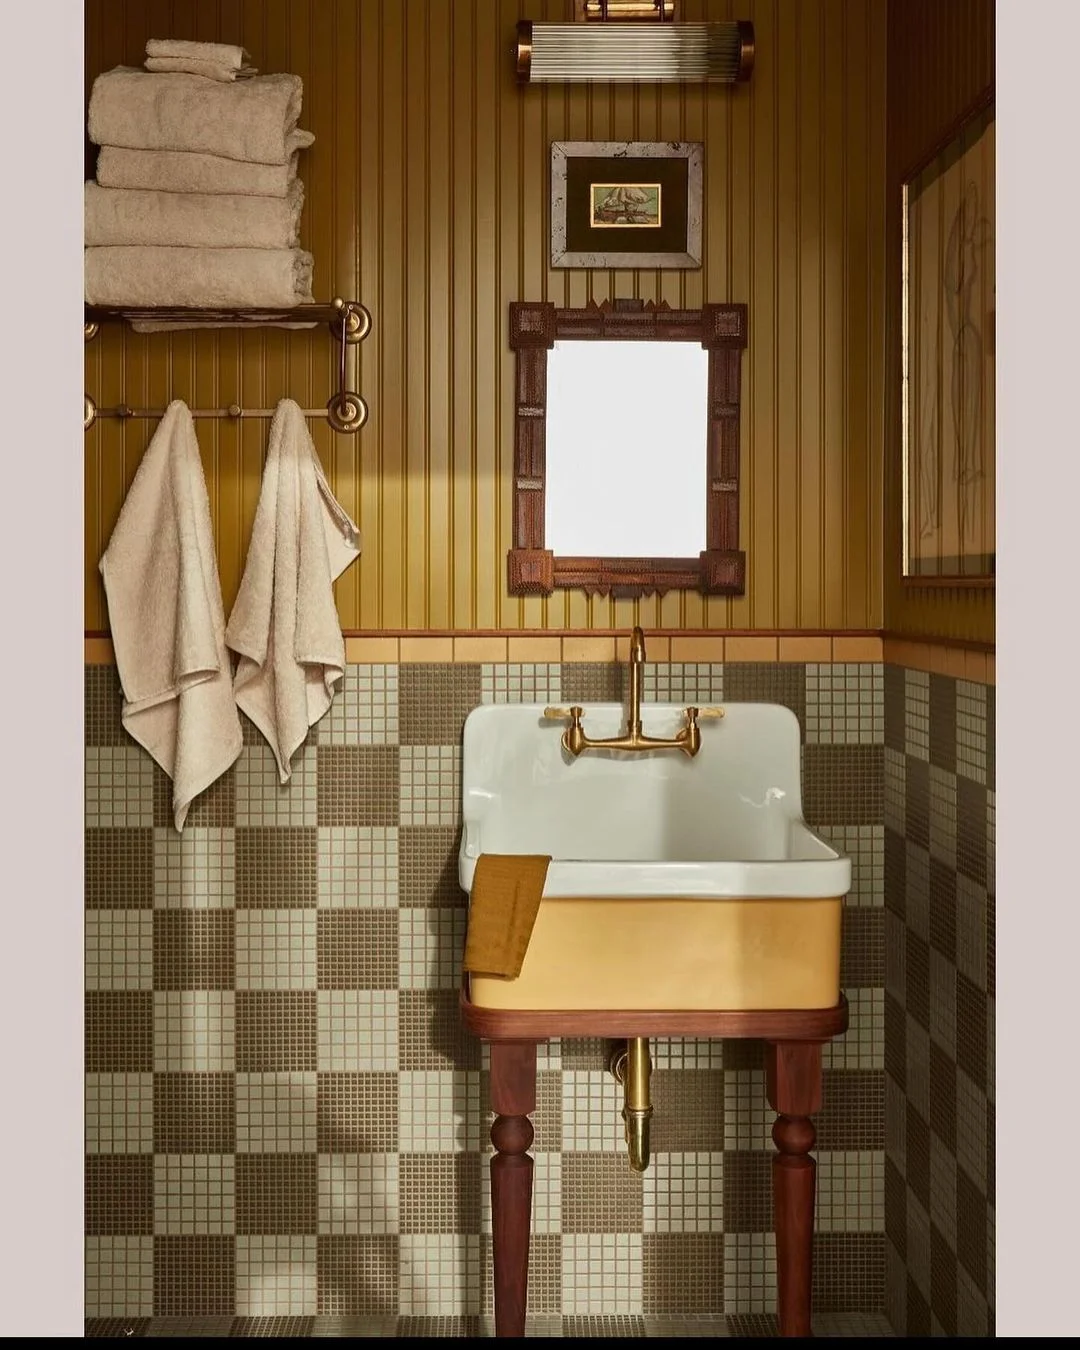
[883,666,995,1337]
[85,660,885,1322]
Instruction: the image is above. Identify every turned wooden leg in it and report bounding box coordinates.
[766,1040,823,1338]
[488,1040,538,1338]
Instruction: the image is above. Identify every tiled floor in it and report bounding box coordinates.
[86,1312,895,1337]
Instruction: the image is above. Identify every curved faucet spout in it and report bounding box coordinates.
[542,627,725,758]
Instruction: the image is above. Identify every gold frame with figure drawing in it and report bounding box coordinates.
[901,95,995,583]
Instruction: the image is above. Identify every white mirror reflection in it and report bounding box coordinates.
[544,339,709,558]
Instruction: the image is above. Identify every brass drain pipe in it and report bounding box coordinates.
[609,1037,653,1172]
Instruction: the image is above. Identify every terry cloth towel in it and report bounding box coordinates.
[84,245,314,308]
[145,56,257,81]
[463,855,552,979]
[226,399,361,783]
[84,180,304,249]
[89,67,308,165]
[146,38,251,70]
[99,401,243,831]
[96,138,312,198]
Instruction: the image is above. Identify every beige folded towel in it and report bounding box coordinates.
[84,245,314,308]
[84,181,303,249]
[145,56,257,81]
[226,400,361,782]
[96,140,312,198]
[89,67,307,164]
[99,401,242,831]
[146,39,251,69]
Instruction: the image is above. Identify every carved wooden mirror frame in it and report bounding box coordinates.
[507,298,748,599]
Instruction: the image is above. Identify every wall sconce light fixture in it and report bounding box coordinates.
[516,5,755,85]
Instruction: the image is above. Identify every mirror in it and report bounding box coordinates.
[545,340,709,557]
[507,298,748,598]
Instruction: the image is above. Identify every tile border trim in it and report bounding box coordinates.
[85,633,992,682]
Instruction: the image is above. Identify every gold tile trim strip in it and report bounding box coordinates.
[883,639,994,684]
[85,637,116,664]
[87,631,990,674]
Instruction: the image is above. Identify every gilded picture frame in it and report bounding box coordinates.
[901,95,995,583]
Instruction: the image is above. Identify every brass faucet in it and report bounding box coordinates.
[545,626,723,757]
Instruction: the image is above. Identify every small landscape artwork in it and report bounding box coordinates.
[589,182,661,228]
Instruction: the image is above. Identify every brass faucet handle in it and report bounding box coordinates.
[543,705,584,721]
[686,705,725,719]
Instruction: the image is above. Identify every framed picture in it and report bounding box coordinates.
[901,95,995,583]
[551,141,703,269]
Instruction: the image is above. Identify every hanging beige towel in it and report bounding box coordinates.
[145,57,257,81]
[84,181,304,249]
[99,401,243,831]
[89,67,307,165]
[84,245,314,308]
[96,139,313,198]
[145,38,252,70]
[226,400,361,783]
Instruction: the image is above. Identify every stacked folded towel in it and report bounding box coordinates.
[144,38,256,82]
[85,41,314,313]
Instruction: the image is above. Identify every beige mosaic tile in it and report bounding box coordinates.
[236,911,317,990]
[153,829,235,909]
[236,743,318,827]
[235,1236,317,1317]
[317,826,399,908]
[398,1233,482,1315]
[319,665,398,745]
[86,746,155,827]
[562,1234,643,1315]
[85,1235,155,1318]
[642,1153,724,1234]
[317,1153,399,1235]
[236,1072,317,1154]
[399,746,460,827]
[86,1072,155,1154]
[86,911,154,990]
[154,1154,235,1235]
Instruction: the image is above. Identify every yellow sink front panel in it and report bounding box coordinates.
[468,895,843,1011]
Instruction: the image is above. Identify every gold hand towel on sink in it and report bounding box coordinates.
[463,854,552,979]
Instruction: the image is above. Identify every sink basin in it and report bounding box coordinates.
[460,702,850,1011]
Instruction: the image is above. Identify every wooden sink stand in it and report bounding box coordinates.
[461,991,850,1338]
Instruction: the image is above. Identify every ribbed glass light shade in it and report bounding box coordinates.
[517,21,754,83]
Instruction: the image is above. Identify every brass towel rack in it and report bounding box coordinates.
[83,297,371,436]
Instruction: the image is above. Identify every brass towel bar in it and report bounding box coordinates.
[83,298,371,436]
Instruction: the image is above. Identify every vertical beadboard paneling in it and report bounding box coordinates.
[84,0,886,635]
[883,0,995,643]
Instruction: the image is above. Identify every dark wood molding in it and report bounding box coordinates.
[460,988,849,1042]
[506,549,555,595]
[898,81,995,189]
[507,298,749,599]
[899,574,995,591]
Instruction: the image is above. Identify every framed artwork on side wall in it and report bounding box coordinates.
[902,95,995,583]
[551,140,703,269]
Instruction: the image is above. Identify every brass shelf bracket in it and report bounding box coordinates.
[83,297,372,436]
